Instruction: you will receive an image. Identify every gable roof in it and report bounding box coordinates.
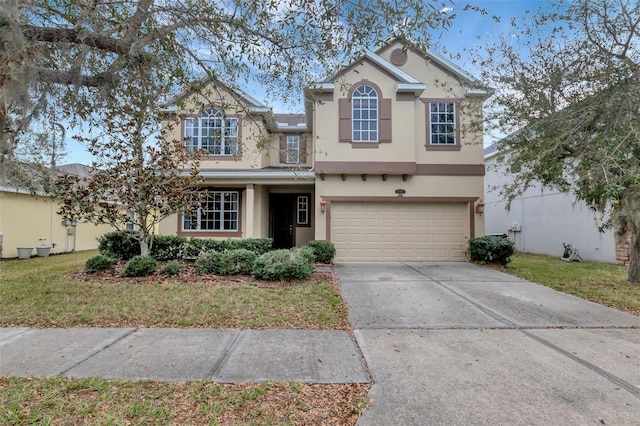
[310,38,491,98]
[160,77,270,114]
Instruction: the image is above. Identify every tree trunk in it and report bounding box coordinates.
[139,231,152,258]
[628,233,640,284]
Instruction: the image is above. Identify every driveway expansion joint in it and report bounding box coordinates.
[207,329,242,381]
[58,328,137,376]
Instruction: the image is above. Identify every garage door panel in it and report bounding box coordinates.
[331,201,468,261]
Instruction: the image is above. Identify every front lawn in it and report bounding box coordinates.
[0,377,370,425]
[500,252,640,315]
[0,250,349,329]
[0,251,365,424]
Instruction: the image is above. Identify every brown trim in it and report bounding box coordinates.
[315,161,416,175]
[424,144,461,151]
[323,196,480,243]
[350,142,379,149]
[339,80,392,144]
[295,193,312,227]
[325,200,332,241]
[469,202,475,240]
[421,98,462,150]
[317,92,334,102]
[178,230,242,238]
[415,164,485,176]
[202,155,243,161]
[314,161,485,176]
[396,92,415,101]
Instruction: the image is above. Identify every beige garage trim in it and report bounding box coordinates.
[329,201,470,261]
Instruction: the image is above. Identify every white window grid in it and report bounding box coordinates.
[183,191,239,231]
[185,108,238,155]
[286,135,300,164]
[352,85,378,142]
[430,102,456,145]
[297,196,308,225]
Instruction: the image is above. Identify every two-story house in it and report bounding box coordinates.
[158,39,491,261]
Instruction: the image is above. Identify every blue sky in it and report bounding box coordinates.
[62,0,549,165]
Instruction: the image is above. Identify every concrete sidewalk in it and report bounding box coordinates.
[0,328,370,383]
[337,262,640,426]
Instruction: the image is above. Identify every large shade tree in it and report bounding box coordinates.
[1,0,465,256]
[475,0,640,282]
[55,67,202,257]
[1,0,462,182]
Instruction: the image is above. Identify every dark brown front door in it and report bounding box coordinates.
[271,194,295,249]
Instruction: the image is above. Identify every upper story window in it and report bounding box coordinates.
[429,102,456,145]
[352,85,378,142]
[185,107,238,155]
[286,135,300,164]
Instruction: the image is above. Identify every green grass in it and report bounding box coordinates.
[0,377,370,425]
[499,252,640,315]
[0,251,349,329]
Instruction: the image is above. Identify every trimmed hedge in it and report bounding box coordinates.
[98,231,274,261]
[467,235,516,266]
[195,249,258,276]
[252,248,314,281]
[123,256,157,277]
[305,240,336,264]
[85,255,116,273]
[161,260,182,276]
[98,231,140,260]
[181,238,273,259]
[151,235,187,261]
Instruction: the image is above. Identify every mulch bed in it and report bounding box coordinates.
[74,260,335,289]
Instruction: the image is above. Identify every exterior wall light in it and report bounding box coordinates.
[475,200,485,215]
[320,199,327,213]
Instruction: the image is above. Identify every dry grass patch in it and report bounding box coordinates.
[1,377,370,425]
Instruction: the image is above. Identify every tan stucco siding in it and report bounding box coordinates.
[314,175,484,242]
[0,191,115,258]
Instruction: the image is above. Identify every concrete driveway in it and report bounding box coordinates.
[336,262,640,425]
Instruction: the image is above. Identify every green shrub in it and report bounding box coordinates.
[194,249,257,275]
[233,238,273,255]
[194,252,226,275]
[161,260,182,276]
[181,238,222,258]
[467,236,516,266]
[181,238,273,259]
[228,249,258,274]
[85,255,116,273]
[151,235,187,261]
[252,248,314,281]
[123,256,157,277]
[305,240,336,264]
[98,230,140,260]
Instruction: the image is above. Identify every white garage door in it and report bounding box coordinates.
[331,202,468,261]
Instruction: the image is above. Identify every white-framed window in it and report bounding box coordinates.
[297,195,309,225]
[183,191,239,231]
[185,108,238,155]
[286,135,300,164]
[429,102,456,145]
[352,85,378,142]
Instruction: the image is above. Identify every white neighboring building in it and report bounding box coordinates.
[484,145,628,264]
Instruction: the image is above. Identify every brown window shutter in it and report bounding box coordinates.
[379,98,392,143]
[279,135,286,163]
[300,135,307,163]
[339,98,351,142]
